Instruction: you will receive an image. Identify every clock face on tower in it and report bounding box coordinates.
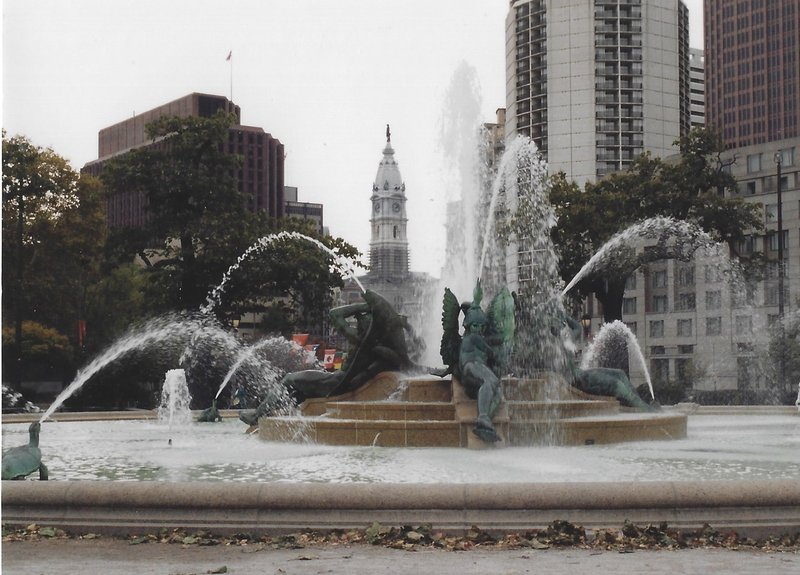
[392,202,400,213]
[373,202,380,213]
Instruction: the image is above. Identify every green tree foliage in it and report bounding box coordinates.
[102,111,364,335]
[102,111,247,310]
[216,216,365,337]
[1,321,74,383]
[551,128,764,321]
[2,133,103,384]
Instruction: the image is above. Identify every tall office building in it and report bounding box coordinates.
[689,48,706,129]
[83,93,285,228]
[704,0,799,149]
[505,0,690,186]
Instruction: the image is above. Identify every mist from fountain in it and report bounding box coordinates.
[215,336,316,402]
[582,320,654,400]
[38,314,211,424]
[157,369,192,429]
[561,216,717,298]
[31,228,369,426]
[202,231,364,315]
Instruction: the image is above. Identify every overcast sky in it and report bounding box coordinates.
[2,0,703,278]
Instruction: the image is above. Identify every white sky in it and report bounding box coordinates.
[2,0,703,278]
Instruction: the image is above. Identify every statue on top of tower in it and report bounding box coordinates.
[386,123,391,143]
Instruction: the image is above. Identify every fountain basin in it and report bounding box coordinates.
[3,478,799,538]
[2,410,796,484]
[2,408,798,536]
[259,373,688,448]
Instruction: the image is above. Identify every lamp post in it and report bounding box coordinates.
[774,151,785,392]
[580,314,592,342]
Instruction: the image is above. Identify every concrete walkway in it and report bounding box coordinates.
[2,538,799,575]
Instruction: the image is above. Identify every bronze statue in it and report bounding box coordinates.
[2,422,48,480]
[197,399,222,422]
[240,289,423,426]
[559,314,656,411]
[440,281,515,443]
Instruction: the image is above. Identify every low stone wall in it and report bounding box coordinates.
[1,410,242,424]
[3,480,799,538]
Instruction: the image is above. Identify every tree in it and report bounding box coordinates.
[1,321,75,385]
[551,128,763,322]
[101,111,247,310]
[2,133,82,385]
[101,112,365,337]
[213,216,365,338]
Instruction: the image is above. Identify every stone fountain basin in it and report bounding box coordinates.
[260,374,688,448]
[2,410,797,483]
[2,410,798,537]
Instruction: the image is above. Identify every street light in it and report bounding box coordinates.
[580,314,592,341]
[774,151,785,392]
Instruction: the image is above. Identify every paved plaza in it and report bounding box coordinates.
[2,538,799,575]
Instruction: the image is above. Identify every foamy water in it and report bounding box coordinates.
[3,414,797,483]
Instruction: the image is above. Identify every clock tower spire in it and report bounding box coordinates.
[369,126,408,280]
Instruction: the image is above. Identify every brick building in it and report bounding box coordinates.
[83,93,285,228]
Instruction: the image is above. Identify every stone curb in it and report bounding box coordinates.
[3,480,799,538]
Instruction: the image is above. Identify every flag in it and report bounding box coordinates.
[77,319,87,349]
[323,349,336,370]
[226,50,232,61]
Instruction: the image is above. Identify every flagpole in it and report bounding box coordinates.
[226,50,233,104]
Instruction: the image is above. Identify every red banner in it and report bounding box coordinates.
[323,349,336,369]
[77,320,87,348]
[292,333,309,347]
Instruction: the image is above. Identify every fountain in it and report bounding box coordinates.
[3,74,798,539]
[157,369,192,429]
[249,134,687,448]
[582,321,655,401]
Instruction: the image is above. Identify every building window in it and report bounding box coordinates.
[652,295,668,312]
[706,290,722,310]
[678,266,695,286]
[625,322,637,335]
[732,285,755,307]
[735,315,752,335]
[676,358,693,385]
[678,344,694,354]
[649,320,664,338]
[767,230,789,251]
[705,265,724,283]
[677,318,693,337]
[766,203,778,222]
[736,236,755,254]
[625,274,637,290]
[777,147,794,166]
[651,358,669,383]
[622,297,637,315]
[677,293,696,311]
[652,270,668,288]
[747,153,762,173]
[706,317,722,336]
